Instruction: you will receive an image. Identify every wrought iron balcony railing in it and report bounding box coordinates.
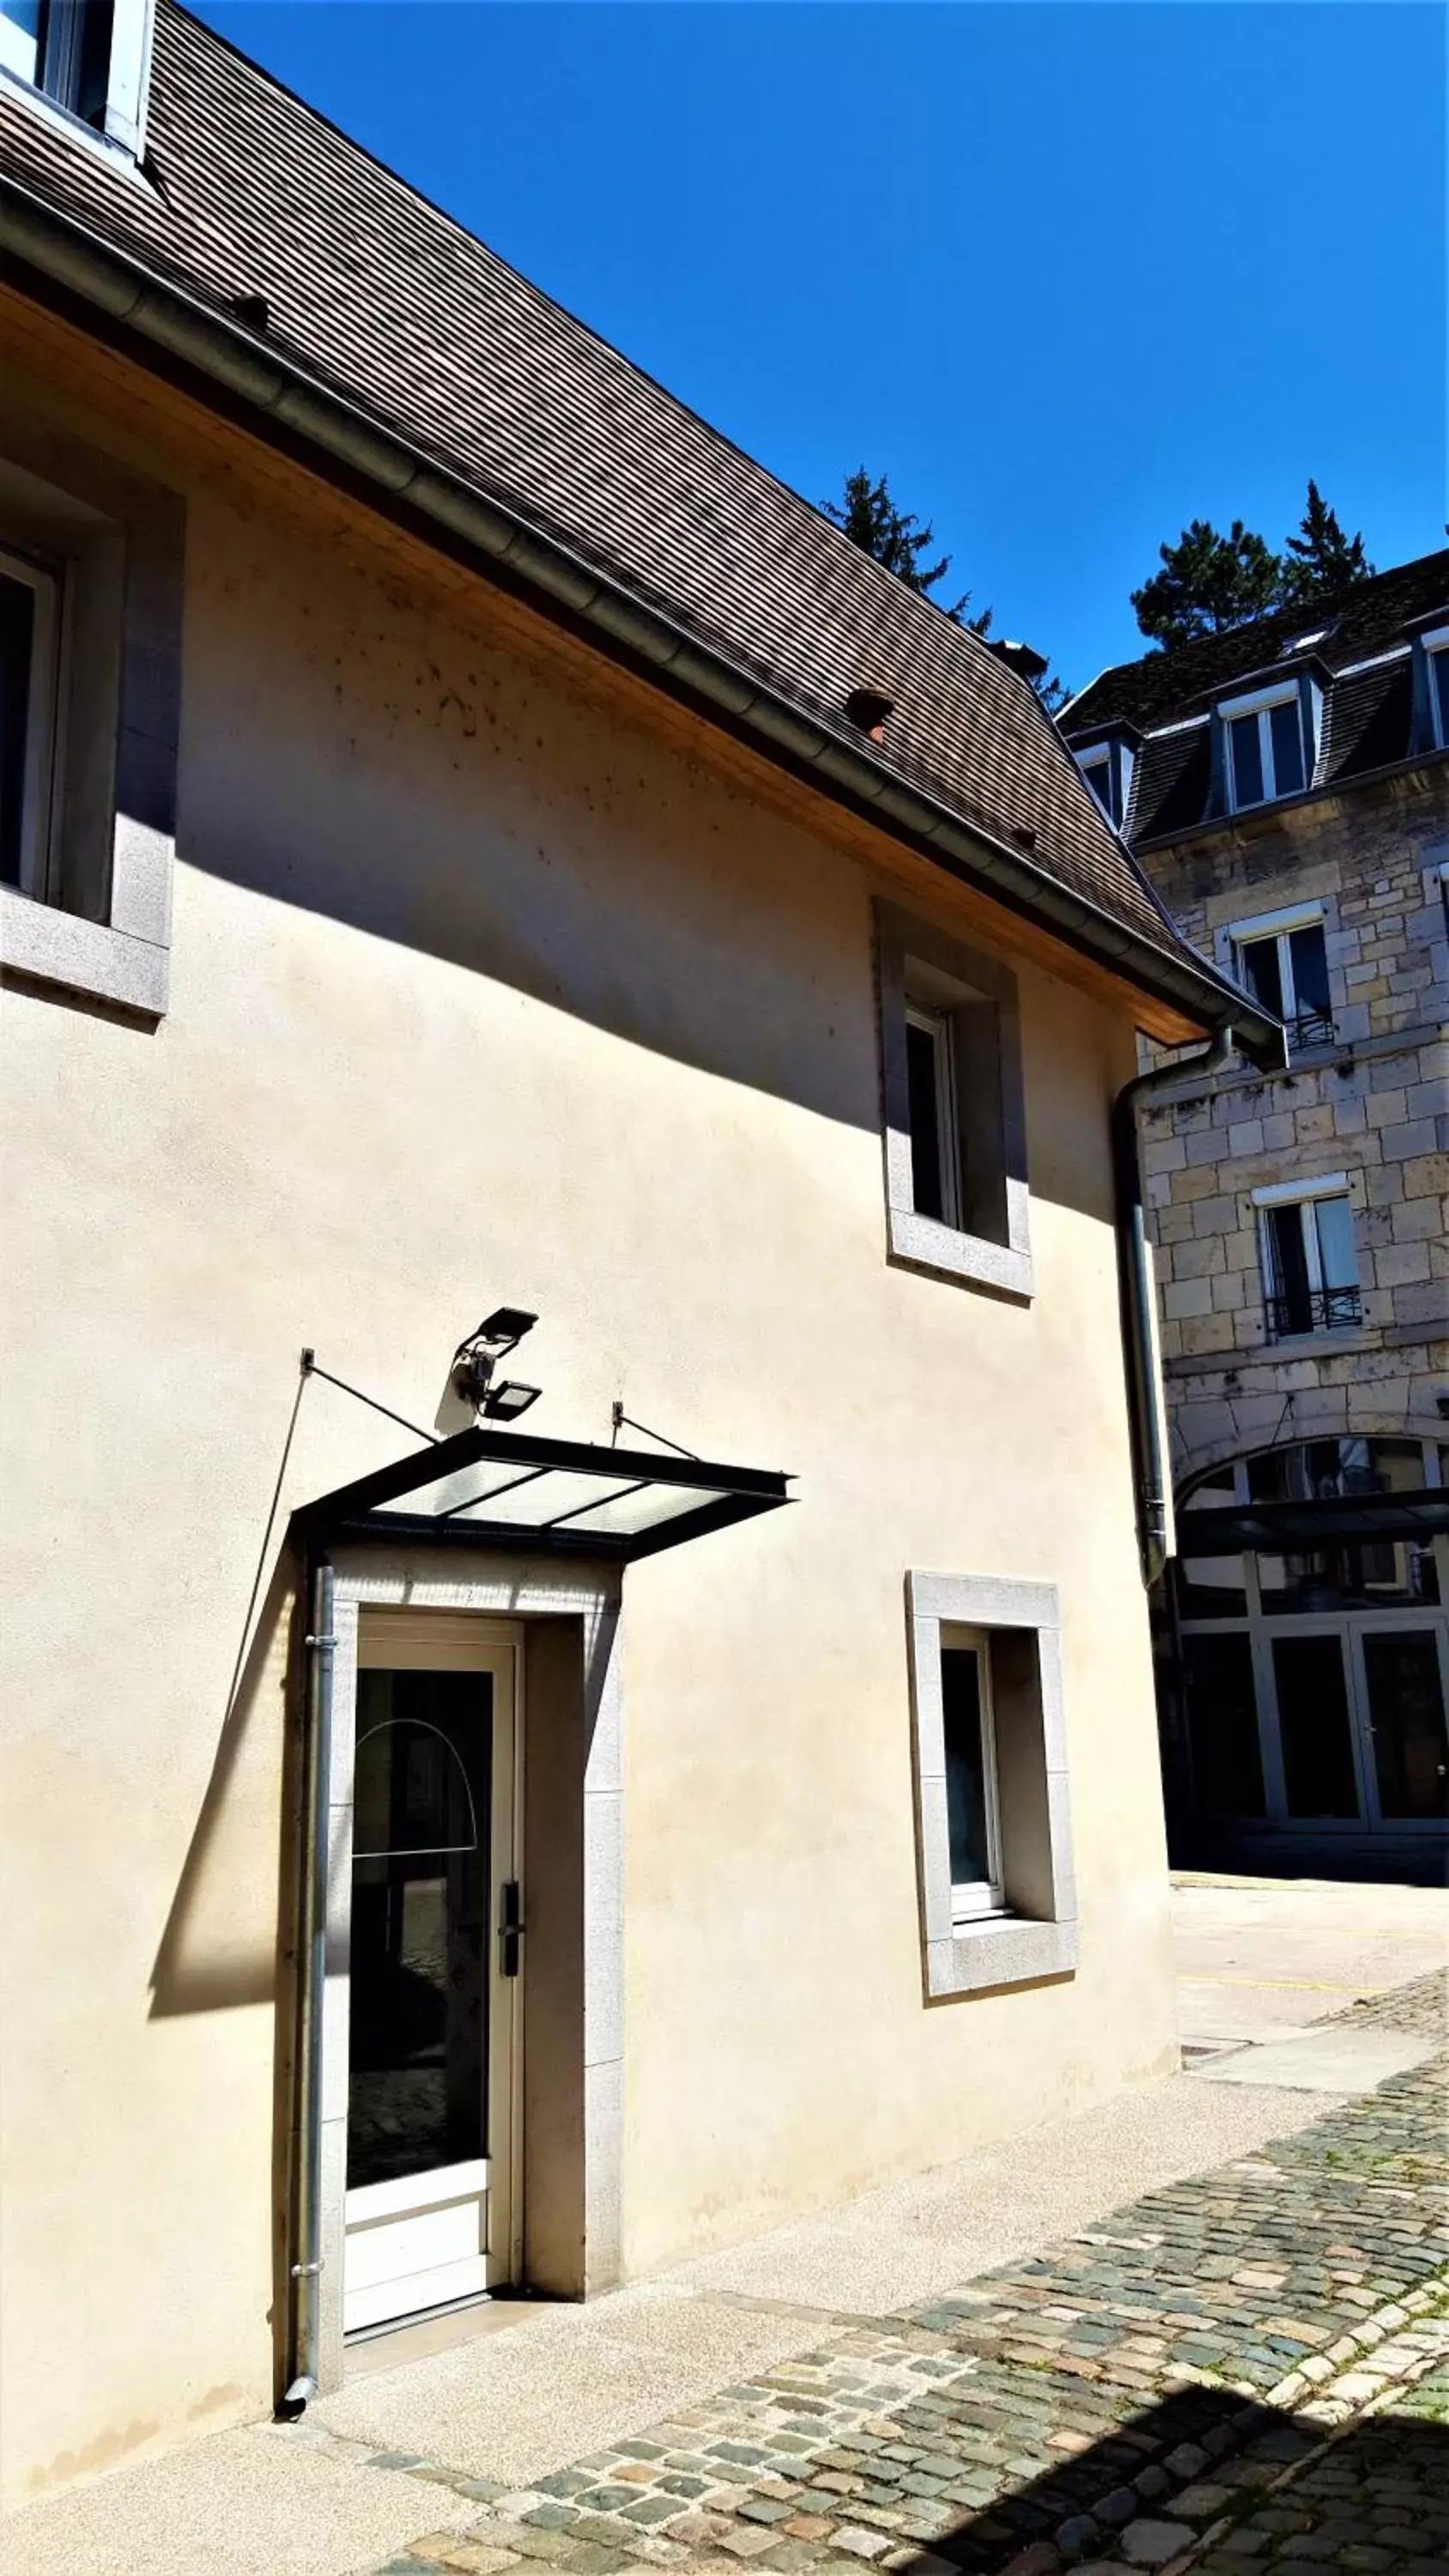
[1286,1006,1336,1052]
[1264,1285,1362,1341]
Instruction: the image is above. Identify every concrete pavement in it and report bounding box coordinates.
[1172,1875,1449,2057]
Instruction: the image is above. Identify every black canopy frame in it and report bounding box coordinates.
[293,1424,793,1563]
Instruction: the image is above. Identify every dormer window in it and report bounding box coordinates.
[0,0,151,155]
[1072,736,1133,829]
[1078,748,1115,822]
[1422,625,1449,749]
[1221,683,1308,810]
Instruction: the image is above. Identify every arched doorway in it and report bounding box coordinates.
[1167,1435,1449,1878]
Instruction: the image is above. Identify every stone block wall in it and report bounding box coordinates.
[1133,761,1449,1491]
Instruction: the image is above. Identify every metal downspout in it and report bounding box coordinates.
[284,1558,335,2409]
[1113,1027,1239,1589]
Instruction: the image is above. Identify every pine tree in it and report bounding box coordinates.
[1281,480,1375,601]
[1131,519,1285,650]
[824,468,1069,706]
[825,467,984,625]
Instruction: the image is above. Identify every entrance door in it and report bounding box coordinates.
[1355,1627,1449,1822]
[344,1615,520,2336]
[1266,1628,1364,1821]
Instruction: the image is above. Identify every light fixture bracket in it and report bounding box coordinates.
[451,1308,540,1421]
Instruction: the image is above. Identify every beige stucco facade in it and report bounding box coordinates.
[0,307,1179,2510]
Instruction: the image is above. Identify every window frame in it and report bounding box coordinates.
[0,538,63,901]
[0,402,183,1017]
[906,1571,1077,2001]
[1077,746,1114,821]
[1421,623,1449,750]
[1072,737,1134,830]
[1219,681,1311,811]
[903,998,963,1232]
[940,1621,1005,1925]
[1227,900,1333,1051]
[0,0,154,160]
[876,902,1034,1302]
[1252,1173,1361,1342]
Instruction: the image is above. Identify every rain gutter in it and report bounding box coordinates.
[0,172,1284,1068]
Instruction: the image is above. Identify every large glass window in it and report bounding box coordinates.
[1182,1631,1264,1817]
[1234,914,1333,1049]
[1274,1634,1360,1819]
[1175,1466,1247,1618]
[1362,1633,1449,1820]
[1172,1438,1448,1845]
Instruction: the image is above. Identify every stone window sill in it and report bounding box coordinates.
[887,1204,1034,1301]
[926,1915,1078,2000]
[1,885,168,1018]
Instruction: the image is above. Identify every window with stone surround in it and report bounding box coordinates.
[1253,1176,1361,1343]
[876,903,1032,1301]
[906,1572,1076,2000]
[1229,902,1333,1052]
[0,406,183,1016]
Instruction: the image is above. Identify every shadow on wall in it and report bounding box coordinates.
[865,2384,1445,2576]
[146,1546,301,2020]
[176,520,1120,1226]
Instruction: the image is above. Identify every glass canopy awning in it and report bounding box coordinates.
[294,1425,793,1562]
[1181,1490,1449,1553]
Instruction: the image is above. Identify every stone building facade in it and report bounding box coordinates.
[1064,556,1449,1880]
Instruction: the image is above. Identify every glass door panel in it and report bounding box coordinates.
[1271,1633,1361,1819]
[349,1670,491,2190]
[1182,1631,1265,1816]
[344,1625,518,2336]
[1361,1631,1449,1820]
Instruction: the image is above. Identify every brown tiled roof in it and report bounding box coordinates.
[0,0,1237,999]
[1064,550,1449,739]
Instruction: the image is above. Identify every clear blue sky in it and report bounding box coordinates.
[195,2,1443,690]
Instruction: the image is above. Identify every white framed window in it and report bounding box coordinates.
[1073,740,1133,829]
[0,0,154,157]
[940,1624,1004,1923]
[1228,901,1333,1049]
[1220,683,1308,811]
[1421,624,1449,750]
[0,540,62,899]
[1252,1175,1361,1342]
[876,905,1034,1301]
[906,1572,1077,2000]
[904,999,961,1230]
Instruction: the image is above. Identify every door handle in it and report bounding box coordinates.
[500,1880,524,1978]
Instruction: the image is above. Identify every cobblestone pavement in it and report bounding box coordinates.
[327,2047,1448,2576]
[1316,1968,1448,2042]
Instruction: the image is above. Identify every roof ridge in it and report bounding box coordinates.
[1080,544,1449,698]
